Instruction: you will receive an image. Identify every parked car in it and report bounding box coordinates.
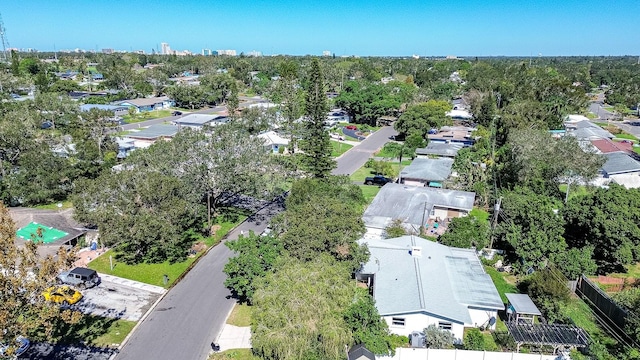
[172,111,183,116]
[364,175,393,186]
[0,336,30,357]
[56,267,100,289]
[42,285,83,305]
[345,125,358,130]
[329,133,345,140]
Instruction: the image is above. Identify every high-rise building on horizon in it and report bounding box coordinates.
[161,42,172,55]
[247,50,262,57]
[202,48,212,56]
[216,49,237,56]
[322,50,331,57]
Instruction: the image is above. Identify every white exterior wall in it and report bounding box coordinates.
[433,208,449,220]
[364,227,386,239]
[378,348,560,360]
[467,308,498,330]
[403,179,426,187]
[383,313,465,340]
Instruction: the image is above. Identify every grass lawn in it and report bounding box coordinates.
[208,349,258,360]
[359,185,381,204]
[484,266,518,303]
[330,140,353,158]
[88,215,245,287]
[593,121,609,127]
[559,184,592,199]
[615,133,639,141]
[470,208,490,224]
[609,262,640,279]
[123,109,172,124]
[91,319,137,347]
[32,200,73,210]
[52,314,135,348]
[350,160,408,182]
[227,303,252,327]
[113,130,132,136]
[563,297,602,336]
[89,249,198,288]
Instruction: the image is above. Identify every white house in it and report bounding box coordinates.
[357,236,503,340]
[257,131,290,153]
[172,114,229,129]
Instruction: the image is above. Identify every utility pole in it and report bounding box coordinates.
[0,12,10,63]
[489,197,502,249]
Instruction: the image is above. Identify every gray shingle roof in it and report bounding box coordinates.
[173,114,221,126]
[401,158,454,182]
[567,120,614,140]
[115,96,170,107]
[363,183,475,230]
[80,104,128,112]
[359,236,503,324]
[602,151,640,175]
[416,142,463,157]
[126,124,178,139]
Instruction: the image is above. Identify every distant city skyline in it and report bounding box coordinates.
[2,0,639,56]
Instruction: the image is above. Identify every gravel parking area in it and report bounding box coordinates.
[75,280,161,321]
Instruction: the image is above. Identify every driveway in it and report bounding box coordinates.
[76,278,162,322]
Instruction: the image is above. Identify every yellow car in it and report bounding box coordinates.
[42,285,83,305]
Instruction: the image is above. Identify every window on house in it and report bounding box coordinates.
[438,322,452,331]
[392,317,406,327]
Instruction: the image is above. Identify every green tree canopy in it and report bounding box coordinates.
[439,215,489,250]
[224,232,283,304]
[300,58,335,177]
[252,255,354,360]
[394,100,451,138]
[562,184,640,273]
[496,188,567,270]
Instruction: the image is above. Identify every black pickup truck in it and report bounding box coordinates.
[364,175,393,186]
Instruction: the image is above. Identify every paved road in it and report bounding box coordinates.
[589,102,615,120]
[115,125,396,360]
[115,201,283,360]
[333,125,398,175]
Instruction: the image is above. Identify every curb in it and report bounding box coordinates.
[112,202,271,356]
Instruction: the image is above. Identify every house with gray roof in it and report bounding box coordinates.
[125,124,178,148]
[171,114,229,129]
[114,96,174,113]
[80,104,129,117]
[399,158,454,188]
[416,142,463,159]
[597,151,640,188]
[565,120,614,140]
[362,183,475,237]
[357,236,503,339]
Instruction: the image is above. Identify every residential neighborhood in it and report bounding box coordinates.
[1,7,640,360]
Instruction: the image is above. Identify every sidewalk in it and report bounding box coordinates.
[215,325,251,352]
[98,272,166,295]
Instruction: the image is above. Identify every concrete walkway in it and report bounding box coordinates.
[215,325,251,352]
[98,273,166,295]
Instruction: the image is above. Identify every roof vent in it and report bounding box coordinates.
[411,246,422,258]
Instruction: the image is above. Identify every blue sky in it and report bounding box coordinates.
[2,0,639,56]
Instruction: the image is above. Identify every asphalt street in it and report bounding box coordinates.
[115,201,283,360]
[115,125,396,360]
[332,125,398,175]
[588,102,614,120]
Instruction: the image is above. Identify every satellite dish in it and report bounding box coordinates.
[488,317,496,326]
